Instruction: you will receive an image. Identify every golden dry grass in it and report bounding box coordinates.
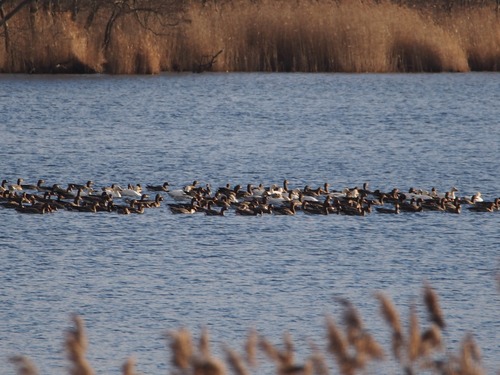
[0,0,499,73]
[8,283,493,375]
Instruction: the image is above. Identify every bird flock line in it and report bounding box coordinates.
[1,178,499,216]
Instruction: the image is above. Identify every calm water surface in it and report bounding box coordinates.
[0,73,499,374]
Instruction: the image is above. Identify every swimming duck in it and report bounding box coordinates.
[301,200,329,215]
[168,188,192,201]
[19,180,41,191]
[15,201,50,214]
[127,200,146,214]
[376,202,400,214]
[139,193,163,208]
[168,197,198,214]
[183,180,199,194]
[431,187,458,200]
[8,178,24,191]
[146,182,170,192]
[0,179,8,193]
[235,202,261,216]
[169,205,196,214]
[467,201,496,212]
[273,201,298,215]
[204,202,228,216]
[35,180,54,192]
[399,198,423,213]
[69,181,94,194]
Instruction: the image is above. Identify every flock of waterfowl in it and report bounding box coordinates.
[1,178,499,217]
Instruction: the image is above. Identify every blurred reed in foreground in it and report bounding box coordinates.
[0,0,499,74]
[9,283,492,375]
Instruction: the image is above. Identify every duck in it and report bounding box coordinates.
[69,181,94,193]
[301,200,329,215]
[431,187,458,200]
[71,202,99,213]
[399,198,423,213]
[35,179,54,192]
[50,184,75,198]
[127,200,146,214]
[139,193,163,208]
[299,192,320,203]
[20,179,40,191]
[0,192,30,208]
[420,198,446,211]
[168,188,192,201]
[235,202,261,216]
[116,206,131,215]
[0,179,8,193]
[471,192,483,203]
[376,202,400,214]
[183,180,199,194]
[264,190,291,206]
[169,205,197,214]
[448,203,461,214]
[282,179,290,193]
[168,198,198,214]
[341,202,367,216]
[273,201,298,215]
[146,182,170,192]
[204,203,228,216]
[467,201,496,213]
[15,201,49,214]
[8,178,24,191]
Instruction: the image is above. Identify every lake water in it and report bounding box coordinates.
[0,72,499,374]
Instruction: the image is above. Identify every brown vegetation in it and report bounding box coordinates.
[9,284,493,375]
[0,0,499,73]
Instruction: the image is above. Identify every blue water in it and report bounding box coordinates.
[0,72,499,374]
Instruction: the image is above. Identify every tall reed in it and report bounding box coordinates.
[0,1,498,73]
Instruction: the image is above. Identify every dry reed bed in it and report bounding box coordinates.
[0,1,499,74]
[9,284,493,375]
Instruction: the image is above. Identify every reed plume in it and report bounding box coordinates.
[224,346,250,375]
[423,283,446,329]
[408,305,422,364]
[325,315,348,363]
[259,332,312,374]
[8,283,496,374]
[307,341,330,375]
[167,327,194,370]
[192,356,226,375]
[259,336,282,364]
[458,333,484,375]
[199,327,211,358]
[65,314,95,375]
[376,292,404,361]
[9,355,38,375]
[419,324,443,356]
[121,357,137,375]
[244,328,258,367]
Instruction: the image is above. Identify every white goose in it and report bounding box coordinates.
[120,185,142,198]
[168,188,192,201]
[102,184,122,198]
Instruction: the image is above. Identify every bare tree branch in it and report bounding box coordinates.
[0,0,35,28]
